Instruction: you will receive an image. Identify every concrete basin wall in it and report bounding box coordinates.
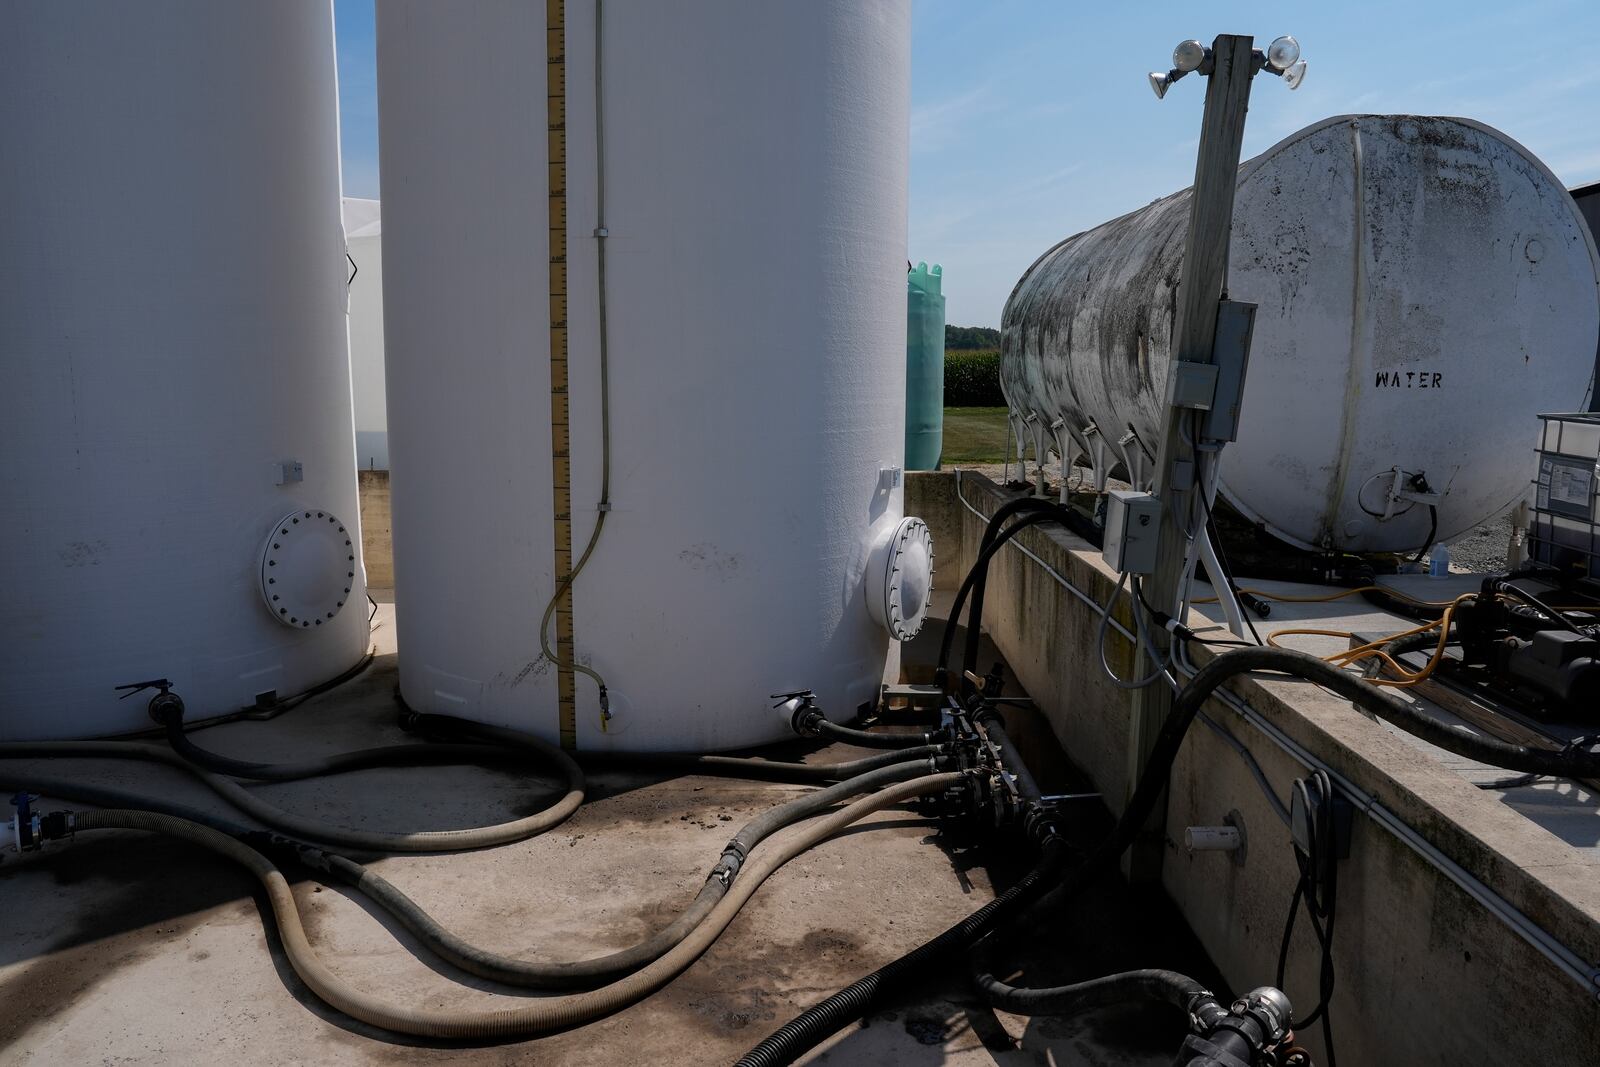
[907,469,1600,1067]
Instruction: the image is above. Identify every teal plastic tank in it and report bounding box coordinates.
[905,262,945,470]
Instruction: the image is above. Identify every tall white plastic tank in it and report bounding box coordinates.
[343,198,388,470]
[1002,116,1600,553]
[0,3,369,739]
[378,0,925,751]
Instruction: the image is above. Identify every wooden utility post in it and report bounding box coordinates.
[1123,34,1258,882]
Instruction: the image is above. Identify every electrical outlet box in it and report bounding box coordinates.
[1201,299,1256,443]
[1102,490,1161,574]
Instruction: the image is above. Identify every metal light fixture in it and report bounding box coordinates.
[1265,35,1300,71]
[1151,34,1306,98]
[1172,39,1208,73]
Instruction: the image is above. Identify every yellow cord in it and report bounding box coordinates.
[1218,583,1593,691]
[1194,584,1458,609]
[1265,595,1474,689]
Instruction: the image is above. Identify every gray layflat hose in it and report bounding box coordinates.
[67,773,961,1038]
[417,715,945,783]
[0,740,583,852]
[332,758,937,987]
[3,759,936,991]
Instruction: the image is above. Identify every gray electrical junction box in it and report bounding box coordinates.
[1102,490,1162,575]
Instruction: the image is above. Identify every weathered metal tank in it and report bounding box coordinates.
[1002,115,1600,553]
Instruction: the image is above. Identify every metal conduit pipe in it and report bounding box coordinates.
[37,775,962,1039]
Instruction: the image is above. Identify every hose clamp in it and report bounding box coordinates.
[712,841,748,886]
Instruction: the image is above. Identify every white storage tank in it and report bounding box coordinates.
[378,0,927,751]
[343,198,388,470]
[1003,115,1600,553]
[0,2,369,739]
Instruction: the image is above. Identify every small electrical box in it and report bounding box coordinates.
[1102,490,1162,575]
[1167,361,1219,410]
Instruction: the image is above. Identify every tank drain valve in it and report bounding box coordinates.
[771,691,821,736]
[115,677,186,725]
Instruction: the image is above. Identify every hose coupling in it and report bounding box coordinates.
[915,768,986,824]
[711,841,749,887]
[771,691,822,737]
[8,796,75,852]
[241,829,337,873]
[1020,803,1063,847]
[1227,986,1292,1048]
[1175,984,1295,1066]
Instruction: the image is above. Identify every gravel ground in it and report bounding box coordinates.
[1444,512,1513,573]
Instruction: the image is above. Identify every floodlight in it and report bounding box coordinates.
[1172,39,1207,73]
[1266,35,1300,71]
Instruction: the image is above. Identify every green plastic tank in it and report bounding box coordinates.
[905,261,945,470]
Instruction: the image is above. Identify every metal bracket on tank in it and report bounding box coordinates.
[1380,468,1443,521]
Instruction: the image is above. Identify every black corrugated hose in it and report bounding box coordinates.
[733,838,1069,1067]
[811,719,933,750]
[972,965,1212,1017]
[938,497,1063,680]
[939,498,1093,689]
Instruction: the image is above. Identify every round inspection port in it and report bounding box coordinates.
[259,509,356,628]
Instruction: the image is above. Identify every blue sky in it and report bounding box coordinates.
[335,0,1600,327]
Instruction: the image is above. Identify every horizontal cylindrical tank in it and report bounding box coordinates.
[377,0,923,751]
[1003,115,1600,553]
[0,2,369,739]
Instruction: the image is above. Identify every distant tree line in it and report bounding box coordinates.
[945,325,1000,350]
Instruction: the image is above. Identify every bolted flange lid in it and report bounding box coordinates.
[867,516,934,641]
[260,509,356,629]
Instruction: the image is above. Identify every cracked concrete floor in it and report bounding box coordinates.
[0,602,1216,1065]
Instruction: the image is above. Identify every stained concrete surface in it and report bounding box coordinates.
[0,601,1219,1065]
